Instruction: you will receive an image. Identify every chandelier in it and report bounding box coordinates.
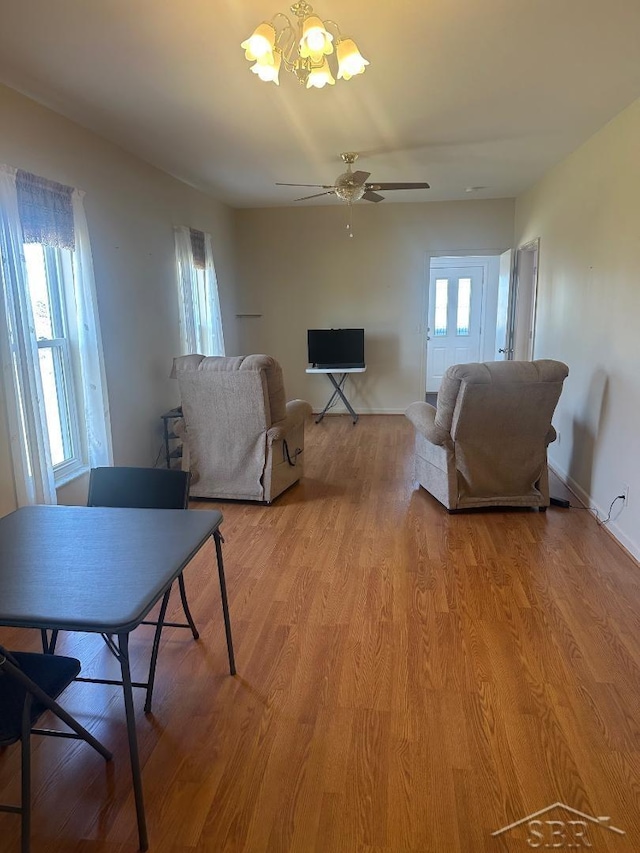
[241,1,369,89]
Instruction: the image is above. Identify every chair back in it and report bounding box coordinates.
[0,645,81,746]
[437,360,568,499]
[88,467,190,509]
[172,354,288,500]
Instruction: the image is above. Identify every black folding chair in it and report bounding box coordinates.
[42,467,202,712]
[0,644,112,853]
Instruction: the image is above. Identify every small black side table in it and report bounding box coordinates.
[160,407,183,469]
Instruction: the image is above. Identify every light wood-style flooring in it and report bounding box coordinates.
[1,415,640,852]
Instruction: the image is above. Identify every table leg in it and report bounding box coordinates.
[144,587,171,713]
[322,373,359,424]
[213,531,236,675]
[117,632,149,851]
[315,384,341,423]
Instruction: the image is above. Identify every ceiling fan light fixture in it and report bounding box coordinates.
[276,152,430,215]
[306,57,335,89]
[251,50,282,84]
[241,3,367,88]
[336,38,369,80]
[241,22,276,62]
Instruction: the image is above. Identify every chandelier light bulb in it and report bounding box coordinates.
[250,50,282,84]
[336,38,369,80]
[241,23,276,61]
[306,57,335,89]
[299,15,333,62]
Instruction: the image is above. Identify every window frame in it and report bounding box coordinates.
[25,243,86,485]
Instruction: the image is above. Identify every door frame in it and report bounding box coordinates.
[513,239,540,360]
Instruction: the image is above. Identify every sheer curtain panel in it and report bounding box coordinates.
[174,226,225,356]
[0,166,56,505]
[71,191,113,468]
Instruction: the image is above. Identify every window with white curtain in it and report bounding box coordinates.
[0,166,112,505]
[174,226,225,356]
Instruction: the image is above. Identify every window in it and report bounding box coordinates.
[0,166,112,505]
[23,243,82,478]
[456,277,471,336]
[175,226,225,356]
[434,278,448,336]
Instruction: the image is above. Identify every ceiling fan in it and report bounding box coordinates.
[276,152,430,204]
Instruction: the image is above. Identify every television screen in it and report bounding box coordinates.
[307,329,365,368]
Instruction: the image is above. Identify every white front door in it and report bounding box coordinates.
[426,265,484,392]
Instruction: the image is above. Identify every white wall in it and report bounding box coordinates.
[515,96,640,559]
[0,84,238,513]
[234,200,515,415]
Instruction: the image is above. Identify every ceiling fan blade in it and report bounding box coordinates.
[363,190,385,203]
[276,182,336,188]
[366,182,430,191]
[293,190,335,202]
[351,170,371,185]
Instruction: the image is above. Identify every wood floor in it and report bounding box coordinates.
[1,415,640,852]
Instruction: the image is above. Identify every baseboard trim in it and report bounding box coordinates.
[310,409,406,416]
[549,463,640,566]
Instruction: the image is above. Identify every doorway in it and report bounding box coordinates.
[512,240,539,360]
[426,255,498,395]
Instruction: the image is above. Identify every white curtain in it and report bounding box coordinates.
[174,226,225,356]
[203,231,225,356]
[174,226,199,354]
[71,190,113,468]
[0,165,56,504]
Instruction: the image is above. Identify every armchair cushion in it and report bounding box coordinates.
[267,400,313,442]
[404,401,451,447]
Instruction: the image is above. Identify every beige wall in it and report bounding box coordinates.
[234,199,515,414]
[515,97,640,559]
[0,84,238,513]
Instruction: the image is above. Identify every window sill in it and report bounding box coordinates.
[55,463,90,489]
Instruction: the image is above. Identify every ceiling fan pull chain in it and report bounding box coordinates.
[346,202,354,237]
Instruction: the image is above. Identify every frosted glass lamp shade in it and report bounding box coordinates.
[299,15,334,62]
[337,38,369,80]
[306,57,335,89]
[241,23,276,61]
[250,50,282,84]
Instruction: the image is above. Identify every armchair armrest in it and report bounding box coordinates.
[545,425,557,446]
[267,399,312,442]
[404,401,451,447]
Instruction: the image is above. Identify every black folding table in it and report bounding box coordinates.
[0,505,235,851]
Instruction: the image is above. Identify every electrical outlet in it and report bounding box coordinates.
[622,483,630,506]
[556,430,561,445]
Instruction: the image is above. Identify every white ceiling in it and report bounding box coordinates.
[1,0,639,207]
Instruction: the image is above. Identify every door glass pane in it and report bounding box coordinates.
[456,278,471,336]
[38,346,73,466]
[434,278,448,336]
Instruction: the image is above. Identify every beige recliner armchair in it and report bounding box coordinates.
[172,354,312,503]
[405,360,569,510]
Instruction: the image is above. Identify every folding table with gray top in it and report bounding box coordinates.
[0,505,236,851]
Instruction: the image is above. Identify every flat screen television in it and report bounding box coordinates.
[308,328,365,369]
